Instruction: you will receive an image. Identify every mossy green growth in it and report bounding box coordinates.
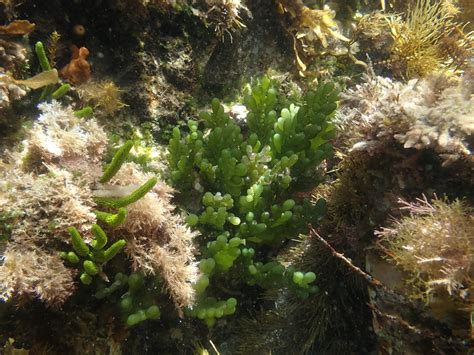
[61,225,126,285]
[168,76,336,324]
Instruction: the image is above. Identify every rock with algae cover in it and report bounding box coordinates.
[335,71,474,165]
[0,101,198,309]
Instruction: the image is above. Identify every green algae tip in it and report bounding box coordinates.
[35,41,51,71]
[91,223,108,250]
[95,177,158,208]
[68,226,90,257]
[103,239,126,262]
[95,207,128,228]
[100,140,134,183]
[51,83,71,99]
[80,272,93,285]
[83,260,100,276]
[74,106,94,118]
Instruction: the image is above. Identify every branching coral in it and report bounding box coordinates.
[335,71,473,165]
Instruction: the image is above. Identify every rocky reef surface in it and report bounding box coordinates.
[0,1,472,354]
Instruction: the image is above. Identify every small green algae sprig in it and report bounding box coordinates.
[74,106,94,118]
[94,177,158,209]
[94,140,157,209]
[61,141,157,285]
[61,224,126,285]
[61,140,159,285]
[35,41,51,71]
[51,83,71,99]
[35,41,70,101]
[95,208,128,228]
[100,140,134,183]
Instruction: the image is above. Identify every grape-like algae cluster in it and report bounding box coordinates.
[169,77,338,324]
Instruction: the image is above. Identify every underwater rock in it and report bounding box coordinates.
[0,38,28,113]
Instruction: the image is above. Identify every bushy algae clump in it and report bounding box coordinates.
[78,80,127,116]
[377,196,473,304]
[168,76,338,325]
[335,71,474,165]
[386,0,473,79]
[0,100,198,314]
[376,195,474,339]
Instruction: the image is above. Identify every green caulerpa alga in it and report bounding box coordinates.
[168,76,337,326]
[63,140,157,283]
[61,224,126,285]
[34,41,70,101]
[95,272,161,327]
[61,139,161,326]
